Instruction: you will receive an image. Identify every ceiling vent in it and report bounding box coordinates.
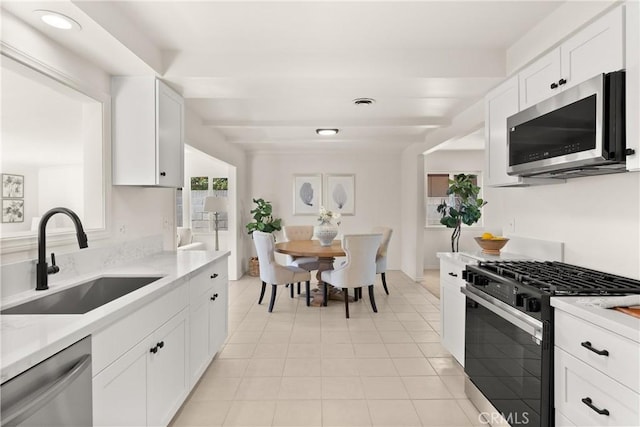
[353,98,375,106]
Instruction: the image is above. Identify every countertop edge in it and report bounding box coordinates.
[551,296,640,343]
[1,250,230,383]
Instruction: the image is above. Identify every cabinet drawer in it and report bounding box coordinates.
[555,348,640,426]
[189,262,227,304]
[555,310,639,391]
[92,282,188,375]
[439,259,466,287]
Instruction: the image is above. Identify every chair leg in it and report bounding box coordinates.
[258,281,266,304]
[368,285,378,313]
[290,283,294,298]
[323,283,328,307]
[353,288,358,302]
[343,288,350,319]
[381,273,389,295]
[268,285,277,312]
[297,282,301,294]
[305,281,311,307]
[358,288,363,299]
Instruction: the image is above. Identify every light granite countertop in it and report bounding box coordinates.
[0,250,229,383]
[551,296,640,343]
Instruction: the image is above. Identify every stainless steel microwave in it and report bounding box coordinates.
[507,70,627,179]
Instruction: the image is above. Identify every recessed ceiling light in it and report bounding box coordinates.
[34,10,82,31]
[316,129,339,136]
[353,98,375,106]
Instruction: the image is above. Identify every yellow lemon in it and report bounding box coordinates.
[481,232,494,240]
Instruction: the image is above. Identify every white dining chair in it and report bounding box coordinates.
[283,225,320,296]
[253,231,311,312]
[372,226,393,295]
[320,233,382,318]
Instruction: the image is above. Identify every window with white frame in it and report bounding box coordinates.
[178,177,228,232]
[425,172,483,227]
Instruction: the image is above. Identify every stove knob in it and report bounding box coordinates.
[516,293,528,307]
[526,298,541,313]
[474,275,488,287]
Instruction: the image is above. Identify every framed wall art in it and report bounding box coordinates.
[293,174,322,215]
[2,199,24,223]
[325,174,355,215]
[2,174,24,198]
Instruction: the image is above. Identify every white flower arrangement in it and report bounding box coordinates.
[318,206,341,225]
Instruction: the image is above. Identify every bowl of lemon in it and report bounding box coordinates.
[474,233,509,255]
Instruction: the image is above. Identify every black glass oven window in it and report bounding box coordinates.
[465,300,542,427]
[509,95,596,166]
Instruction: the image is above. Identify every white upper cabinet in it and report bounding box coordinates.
[112,77,184,187]
[519,6,624,110]
[485,76,523,187]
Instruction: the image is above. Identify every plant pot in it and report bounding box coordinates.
[249,257,260,277]
[314,223,338,246]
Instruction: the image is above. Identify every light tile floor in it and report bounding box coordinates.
[170,270,485,427]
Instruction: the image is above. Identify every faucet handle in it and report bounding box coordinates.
[48,252,60,275]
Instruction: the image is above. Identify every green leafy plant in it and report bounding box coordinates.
[246,198,282,234]
[436,174,487,252]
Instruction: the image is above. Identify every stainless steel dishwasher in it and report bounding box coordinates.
[1,336,92,426]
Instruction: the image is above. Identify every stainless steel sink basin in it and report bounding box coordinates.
[1,276,162,315]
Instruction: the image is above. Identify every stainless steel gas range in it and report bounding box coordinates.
[461,261,640,427]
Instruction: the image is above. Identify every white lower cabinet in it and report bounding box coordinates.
[93,308,189,427]
[92,256,230,427]
[438,256,468,366]
[554,308,640,427]
[189,261,229,386]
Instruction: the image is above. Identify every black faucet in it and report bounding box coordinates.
[36,207,88,291]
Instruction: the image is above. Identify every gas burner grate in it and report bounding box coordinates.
[480,261,640,295]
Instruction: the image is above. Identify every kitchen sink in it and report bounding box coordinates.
[1,276,162,315]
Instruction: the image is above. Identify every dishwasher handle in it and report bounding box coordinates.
[2,354,91,426]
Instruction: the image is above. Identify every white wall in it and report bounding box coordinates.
[423,150,487,269]
[248,150,402,270]
[483,173,640,278]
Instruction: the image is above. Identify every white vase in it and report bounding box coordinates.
[314,222,338,246]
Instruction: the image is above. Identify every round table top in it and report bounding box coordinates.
[275,240,345,258]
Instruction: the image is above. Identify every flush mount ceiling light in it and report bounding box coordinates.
[353,97,376,106]
[34,10,82,31]
[316,129,339,136]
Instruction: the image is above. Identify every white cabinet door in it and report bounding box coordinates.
[439,258,466,366]
[157,80,184,188]
[189,289,211,386]
[519,49,562,110]
[147,309,190,427]
[210,276,229,356]
[485,76,524,187]
[518,6,624,111]
[112,76,184,187]
[93,340,148,427]
[560,6,624,91]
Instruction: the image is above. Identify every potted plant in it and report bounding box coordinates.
[246,198,282,276]
[436,174,487,252]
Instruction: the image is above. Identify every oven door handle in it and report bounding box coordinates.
[461,286,544,341]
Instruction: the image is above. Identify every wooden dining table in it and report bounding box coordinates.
[275,240,347,305]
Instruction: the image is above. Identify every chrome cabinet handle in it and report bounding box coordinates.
[550,82,559,89]
[150,345,158,354]
[157,341,164,349]
[581,341,609,356]
[448,272,458,277]
[581,397,609,416]
[558,78,567,86]
[1,355,91,426]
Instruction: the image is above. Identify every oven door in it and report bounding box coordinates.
[462,286,548,427]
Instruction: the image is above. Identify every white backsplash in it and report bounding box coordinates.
[1,236,164,298]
